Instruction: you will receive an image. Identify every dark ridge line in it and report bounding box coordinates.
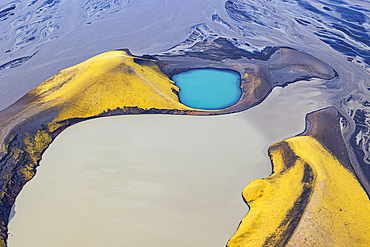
[264,163,315,247]
[299,106,353,171]
[299,106,370,198]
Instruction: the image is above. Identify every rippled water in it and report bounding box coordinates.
[1,0,370,245]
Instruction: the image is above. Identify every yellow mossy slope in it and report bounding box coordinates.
[30,50,194,122]
[228,136,370,247]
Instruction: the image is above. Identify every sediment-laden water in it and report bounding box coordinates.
[8,114,271,247]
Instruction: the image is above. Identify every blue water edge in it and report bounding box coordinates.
[172,68,242,110]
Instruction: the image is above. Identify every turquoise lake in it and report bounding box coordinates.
[172,68,242,110]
